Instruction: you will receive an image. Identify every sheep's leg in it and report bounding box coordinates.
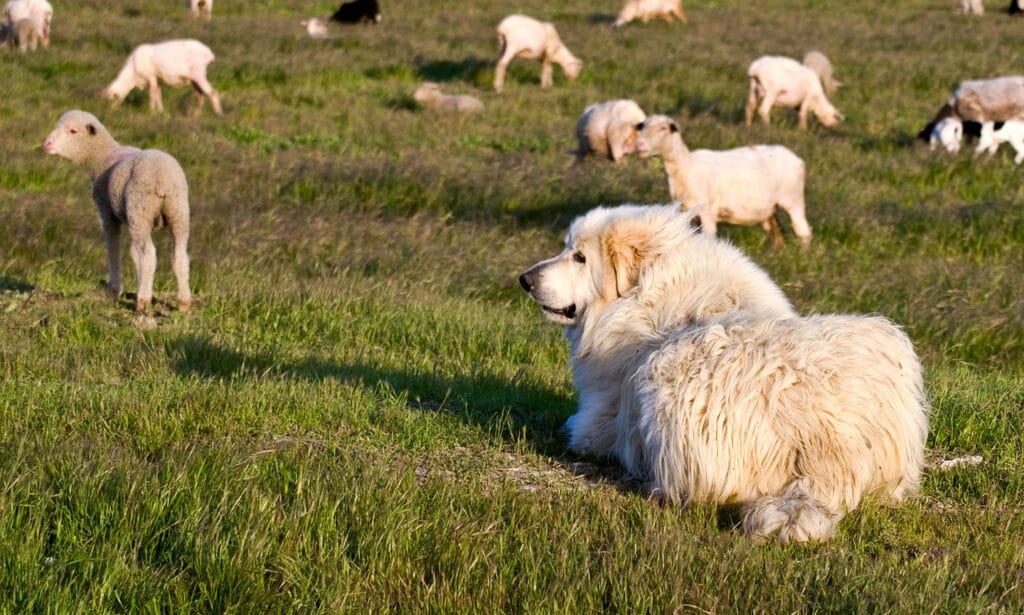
[147,78,163,112]
[783,202,813,247]
[697,209,718,236]
[797,100,810,130]
[129,234,157,312]
[101,216,123,300]
[191,77,223,116]
[494,37,514,92]
[168,210,191,312]
[757,90,777,126]
[540,59,554,88]
[1010,137,1024,164]
[762,214,785,250]
[745,80,760,126]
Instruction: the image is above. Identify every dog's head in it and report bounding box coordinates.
[519,205,695,326]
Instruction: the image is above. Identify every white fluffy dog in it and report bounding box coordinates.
[519,204,929,542]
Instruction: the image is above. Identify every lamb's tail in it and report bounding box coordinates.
[740,479,841,543]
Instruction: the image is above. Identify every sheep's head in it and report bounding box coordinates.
[564,57,583,81]
[43,110,104,164]
[101,87,125,107]
[413,82,443,104]
[815,102,844,127]
[634,115,681,159]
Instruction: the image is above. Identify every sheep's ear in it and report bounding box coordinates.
[669,121,679,133]
[86,123,97,136]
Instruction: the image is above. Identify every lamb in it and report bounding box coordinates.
[189,0,212,20]
[42,110,191,313]
[613,0,687,27]
[801,50,841,95]
[976,120,1024,163]
[635,114,811,248]
[745,55,844,129]
[330,0,381,24]
[0,17,38,52]
[930,116,964,153]
[301,17,330,39]
[103,39,223,116]
[2,0,50,48]
[572,99,646,163]
[412,82,484,113]
[494,15,582,93]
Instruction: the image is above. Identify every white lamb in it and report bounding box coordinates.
[43,110,191,313]
[189,0,212,20]
[635,114,812,247]
[0,17,38,52]
[746,55,844,129]
[2,0,50,48]
[301,17,330,39]
[572,99,646,163]
[413,82,484,113]
[103,39,223,116]
[494,14,582,93]
[930,116,963,153]
[976,120,1024,163]
[613,0,687,27]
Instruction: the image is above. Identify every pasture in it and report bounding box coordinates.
[1,0,1022,611]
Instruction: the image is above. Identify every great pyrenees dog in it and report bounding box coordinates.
[519,204,929,542]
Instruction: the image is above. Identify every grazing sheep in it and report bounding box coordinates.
[572,99,646,163]
[42,110,191,313]
[494,14,582,92]
[2,0,50,48]
[302,17,330,39]
[960,0,984,14]
[745,55,844,129]
[930,116,964,153]
[0,17,38,52]
[801,50,842,95]
[635,114,811,247]
[413,82,484,113]
[976,120,1024,162]
[103,39,223,116]
[613,0,687,27]
[189,0,212,20]
[330,0,381,24]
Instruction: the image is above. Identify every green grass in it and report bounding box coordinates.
[1,0,1023,611]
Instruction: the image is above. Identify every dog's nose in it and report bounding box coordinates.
[519,272,534,292]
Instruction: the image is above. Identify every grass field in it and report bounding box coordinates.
[1,0,1023,611]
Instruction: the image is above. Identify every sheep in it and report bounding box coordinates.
[0,17,38,52]
[330,0,381,24]
[635,114,812,248]
[413,82,484,113]
[42,110,191,313]
[960,0,984,15]
[301,17,330,39]
[103,39,223,116]
[976,120,1024,163]
[930,116,964,153]
[2,0,50,48]
[745,55,844,129]
[572,99,646,163]
[801,50,842,96]
[494,15,582,93]
[189,0,212,20]
[613,0,687,27]
[917,75,1024,141]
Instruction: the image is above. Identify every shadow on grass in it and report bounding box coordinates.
[415,56,491,84]
[587,13,616,25]
[166,335,575,458]
[0,277,34,293]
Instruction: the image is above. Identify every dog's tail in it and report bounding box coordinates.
[740,478,841,543]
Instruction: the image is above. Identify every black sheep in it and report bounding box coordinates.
[331,0,381,24]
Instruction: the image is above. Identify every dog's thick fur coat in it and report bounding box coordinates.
[519,205,929,542]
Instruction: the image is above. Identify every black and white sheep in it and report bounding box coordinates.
[918,76,1024,140]
[43,110,192,312]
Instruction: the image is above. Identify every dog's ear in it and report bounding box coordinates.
[602,222,651,299]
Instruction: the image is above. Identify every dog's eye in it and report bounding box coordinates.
[573,252,586,264]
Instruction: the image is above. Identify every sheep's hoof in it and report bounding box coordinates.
[178,299,192,312]
[135,299,150,313]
